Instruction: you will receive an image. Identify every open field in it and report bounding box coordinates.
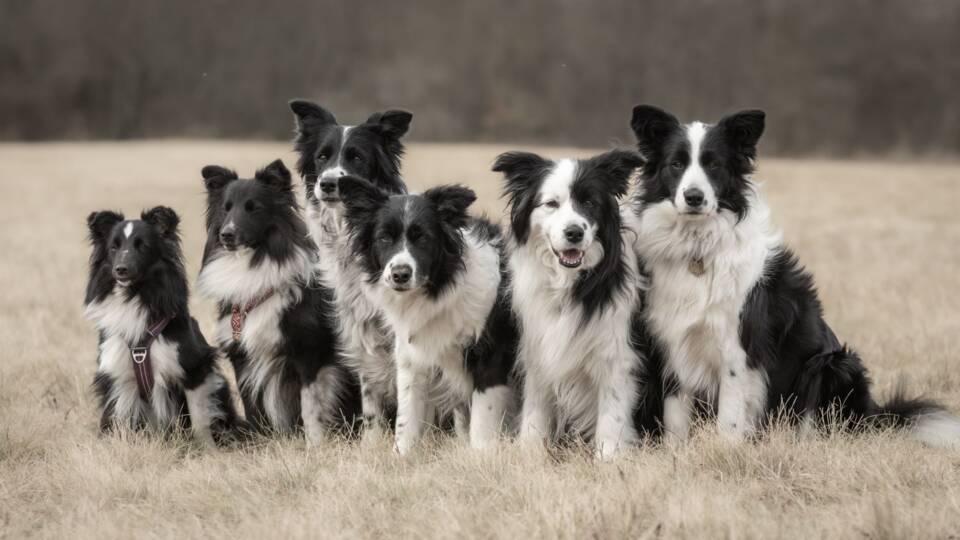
[1,141,959,538]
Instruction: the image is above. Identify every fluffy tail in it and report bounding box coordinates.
[799,346,960,449]
[869,388,960,449]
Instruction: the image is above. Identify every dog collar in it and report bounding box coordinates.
[230,290,275,342]
[688,257,706,277]
[129,316,173,400]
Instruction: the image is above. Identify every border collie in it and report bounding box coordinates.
[84,206,239,445]
[337,177,518,455]
[494,149,663,459]
[630,104,960,447]
[290,100,411,442]
[196,159,360,444]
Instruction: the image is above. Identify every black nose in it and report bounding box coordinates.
[684,188,705,208]
[391,264,412,285]
[113,265,129,278]
[564,225,584,244]
[219,231,236,245]
[319,178,338,194]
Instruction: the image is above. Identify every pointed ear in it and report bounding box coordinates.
[87,210,124,243]
[630,105,680,169]
[366,110,413,138]
[424,185,476,230]
[587,150,644,198]
[492,151,551,189]
[338,175,390,228]
[289,99,337,132]
[141,206,180,239]
[201,165,238,191]
[255,159,292,189]
[717,109,765,159]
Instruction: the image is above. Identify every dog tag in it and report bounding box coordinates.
[688,257,706,277]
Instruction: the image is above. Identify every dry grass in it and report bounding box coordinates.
[1,141,959,539]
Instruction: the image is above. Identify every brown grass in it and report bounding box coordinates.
[1,141,959,539]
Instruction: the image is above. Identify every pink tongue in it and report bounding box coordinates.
[562,249,583,263]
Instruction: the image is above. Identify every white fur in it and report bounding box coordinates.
[306,196,396,443]
[85,290,187,432]
[370,229,507,455]
[123,222,133,238]
[301,366,347,447]
[511,170,645,460]
[674,122,719,215]
[534,160,603,269]
[635,181,780,442]
[185,371,228,446]
[197,245,314,433]
[911,410,960,449]
[470,385,512,450]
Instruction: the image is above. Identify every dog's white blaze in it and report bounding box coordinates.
[372,228,508,454]
[636,183,779,442]
[123,222,133,238]
[532,160,603,271]
[383,246,418,288]
[470,385,512,450]
[317,125,354,182]
[675,122,718,214]
[512,206,644,458]
[185,371,228,447]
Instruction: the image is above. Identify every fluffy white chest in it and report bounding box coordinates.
[637,198,778,395]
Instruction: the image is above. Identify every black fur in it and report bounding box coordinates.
[289,99,410,203]
[198,160,360,436]
[84,207,239,442]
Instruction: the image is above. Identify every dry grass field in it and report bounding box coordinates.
[1,141,959,539]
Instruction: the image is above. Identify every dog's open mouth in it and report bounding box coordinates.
[320,195,341,204]
[556,248,585,268]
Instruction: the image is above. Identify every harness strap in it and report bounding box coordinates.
[230,290,275,342]
[130,316,173,401]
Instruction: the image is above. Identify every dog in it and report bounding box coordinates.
[289,100,412,442]
[84,206,239,445]
[336,177,518,454]
[494,149,664,459]
[630,104,960,447]
[195,159,360,444]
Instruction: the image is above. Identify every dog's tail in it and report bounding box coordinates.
[869,387,960,449]
[799,346,960,449]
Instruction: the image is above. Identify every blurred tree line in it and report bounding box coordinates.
[1,0,958,156]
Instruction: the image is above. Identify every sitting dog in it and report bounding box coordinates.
[196,159,360,444]
[84,206,239,445]
[337,176,518,454]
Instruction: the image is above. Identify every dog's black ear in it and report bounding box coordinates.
[587,150,644,198]
[201,165,238,191]
[717,109,765,160]
[366,110,413,139]
[290,99,337,132]
[338,175,390,227]
[87,210,124,243]
[630,105,680,171]
[255,159,293,190]
[493,152,551,244]
[424,185,476,230]
[141,206,180,239]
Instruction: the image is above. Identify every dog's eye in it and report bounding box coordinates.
[408,229,422,243]
[707,161,722,171]
[110,240,120,251]
[582,199,596,208]
[244,201,256,212]
[670,161,684,171]
[378,233,394,244]
[543,200,559,209]
[317,152,329,162]
[133,238,143,250]
[224,201,233,212]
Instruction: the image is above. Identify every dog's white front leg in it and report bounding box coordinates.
[595,358,639,460]
[301,365,344,447]
[519,369,554,444]
[717,350,761,442]
[359,371,388,446]
[664,389,693,445]
[470,385,512,450]
[185,371,226,448]
[394,345,429,456]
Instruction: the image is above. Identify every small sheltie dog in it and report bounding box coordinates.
[337,176,518,454]
[631,104,960,447]
[196,159,360,444]
[84,206,239,445]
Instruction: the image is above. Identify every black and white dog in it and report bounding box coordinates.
[630,104,960,447]
[290,100,411,442]
[84,206,239,445]
[337,176,518,455]
[196,159,360,444]
[494,149,663,459]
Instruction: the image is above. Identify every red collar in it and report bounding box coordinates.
[230,290,275,342]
